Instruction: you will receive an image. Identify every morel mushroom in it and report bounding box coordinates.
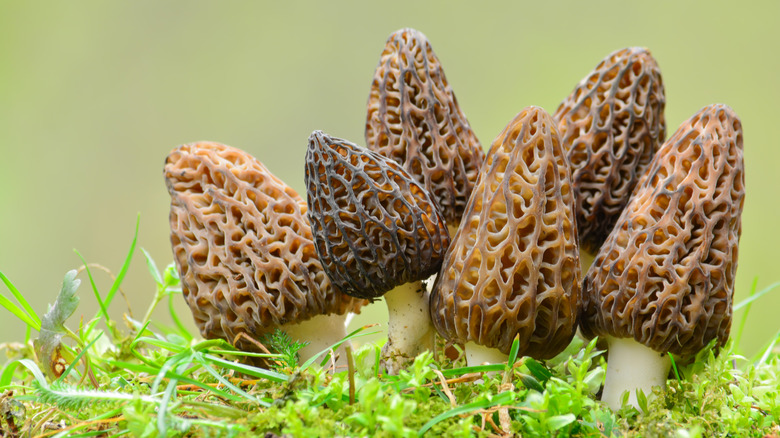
[305,131,450,373]
[430,107,581,366]
[580,104,744,410]
[165,142,364,362]
[554,47,666,267]
[366,28,485,233]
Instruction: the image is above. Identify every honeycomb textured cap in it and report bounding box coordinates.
[580,104,744,357]
[366,28,485,226]
[305,131,450,300]
[430,107,581,357]
[164,142,364,348]
[554,47,666,254]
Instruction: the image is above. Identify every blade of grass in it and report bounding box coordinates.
[73,250,110,323]
[417,391,517,436]
[0,270,42,330]
[167,292,192,342]
[734,280,780,311]
[55,332,104,384]
[734,277,759,352]
[86,214,140,336]
[203,354,288,383]
[299,324,380,371]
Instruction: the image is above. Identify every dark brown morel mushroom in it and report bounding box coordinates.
[580,104,744,410]
[430,107,581,366]
[366,28,485,233]
[554,47,666,266]
[165,142,364,362]
[305,131,450,373]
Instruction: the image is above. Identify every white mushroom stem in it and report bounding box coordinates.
[382,280,435,374]
[281,312,351,368]
[465,342,509,367]
[602,336,671,411]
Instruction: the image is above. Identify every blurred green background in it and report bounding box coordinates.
[1,2,777,357]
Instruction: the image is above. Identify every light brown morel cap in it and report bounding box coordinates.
[554,47,666,254]
[164,142,364,346]
[305,131,450,300]
[365,28,485,226]
[430,107,581,358]
[580,104,744,357]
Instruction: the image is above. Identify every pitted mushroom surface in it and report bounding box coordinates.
[554,47,666,256]
[581,104,744,409]
[430,107,580,365]
[305,131,450,373]
[366,28,485,229]
[165,142,363,360]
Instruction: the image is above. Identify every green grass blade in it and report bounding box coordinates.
[417,391,516,436]
[203,354,288,383]
[0,361,21,388]
[141,247,163,285]
[74,249,110,322]
[0,270,41,330]
[299,325,380,371]
[168,292,193,342]
[733,277,759,352]
[734,280,780,311]
[55,331,103,384]
[100,214,140,317]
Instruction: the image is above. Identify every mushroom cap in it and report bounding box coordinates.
[365,28,485,226]
[164,142,364,346]
[305,131,450,300]
[430,107,581,358]
[554,47,666,254]
[580,104,744,357]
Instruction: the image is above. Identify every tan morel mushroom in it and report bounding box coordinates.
[305,131,450,374]
[430,107,581,366]
[366,28,485,233]
[165,142,364,363]
[554,47,666,268]
[580,104,744,410]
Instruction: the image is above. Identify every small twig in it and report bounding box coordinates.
[75,263,134,318]
[346,345,356,405]
[432,369,457,407]
[35,415,125,438]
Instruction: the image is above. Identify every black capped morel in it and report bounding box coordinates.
[305,131,450,373]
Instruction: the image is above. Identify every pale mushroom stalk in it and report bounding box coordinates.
[281,312,350,364]
[305,131,450,375]
[382,282,436,369]
[465,343,509,367]
[600,336,671,410]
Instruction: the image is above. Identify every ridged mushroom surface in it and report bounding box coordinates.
[165,142,363,347]
[366,28,485,225]
[430,107,580,358]
[305,131,450,300]
[580,104,744,357]
[554,47,666,254]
